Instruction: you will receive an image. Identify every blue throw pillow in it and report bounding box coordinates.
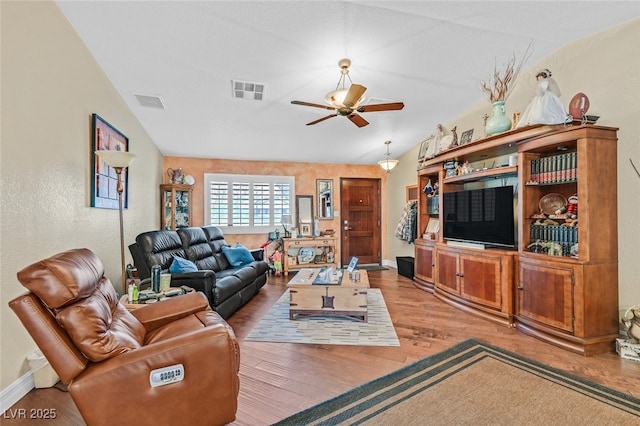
[222,243,254,267]
[169,256,198,273]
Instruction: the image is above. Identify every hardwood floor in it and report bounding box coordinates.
[5,269,639,425]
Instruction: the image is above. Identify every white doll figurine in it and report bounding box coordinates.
[516,69,570,128]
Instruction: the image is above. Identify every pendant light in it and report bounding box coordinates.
[378,141,399,173]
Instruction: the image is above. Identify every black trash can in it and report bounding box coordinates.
[396,256,415,279]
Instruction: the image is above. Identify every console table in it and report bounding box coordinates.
[282,236,337,275]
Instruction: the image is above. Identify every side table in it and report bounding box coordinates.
[119,287,192,309]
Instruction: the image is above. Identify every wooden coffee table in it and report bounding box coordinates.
[287,268,369,322]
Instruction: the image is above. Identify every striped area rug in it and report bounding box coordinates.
[244,288,399,346]
[274,339,640,425]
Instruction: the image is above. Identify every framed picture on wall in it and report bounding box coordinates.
[90,113,130,209]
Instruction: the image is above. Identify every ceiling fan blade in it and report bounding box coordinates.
[348,113,369,128]
[291,100,335,110]
[306,114,337,126]
[357,102,405,113]
[343,84,367,107]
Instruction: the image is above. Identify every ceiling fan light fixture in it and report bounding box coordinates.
[325,88,366,109]
[291,58,403,128]
[325,88,349,107]
[323,58,365,108]
[378,141,399,173]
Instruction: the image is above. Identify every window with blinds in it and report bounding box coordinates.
[204,173,295,234]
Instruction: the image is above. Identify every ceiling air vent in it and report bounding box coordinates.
[231,80,265,101]
[135,94,165,109]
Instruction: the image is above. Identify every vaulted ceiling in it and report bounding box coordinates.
[56,1,640,165]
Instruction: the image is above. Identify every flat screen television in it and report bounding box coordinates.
[443,185,515,248]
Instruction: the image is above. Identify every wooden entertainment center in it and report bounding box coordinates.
[414,124,619,356]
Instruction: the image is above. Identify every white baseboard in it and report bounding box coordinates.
[0,372,34,414]
[382,259,397,269]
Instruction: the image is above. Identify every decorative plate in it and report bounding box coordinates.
[539,193,568,215]
[183,174,195,185]
[297,247,315,264]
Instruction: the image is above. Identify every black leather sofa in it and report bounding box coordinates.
[129,225,268,319]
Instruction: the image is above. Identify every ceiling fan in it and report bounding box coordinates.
[291,58,405,128]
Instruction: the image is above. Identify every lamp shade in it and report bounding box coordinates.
[378,140,399,173]
[378,158,399,172]
[325,89,349,107]
[95,150,136,168]
[325,88,366,108]
[281,214,293,225]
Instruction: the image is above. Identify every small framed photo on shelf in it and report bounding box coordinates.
[300,223,312,236]
[460,129,474,145]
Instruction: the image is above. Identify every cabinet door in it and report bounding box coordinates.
[436,250,459,294]
[459,254,502,310]
[162,189,175,230]
[517,261,574,333]
[415,244,435,283]
[175,190,190,228]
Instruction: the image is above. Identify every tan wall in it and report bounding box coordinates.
[1,1,163,391]
[386,18,640,312]
[164,157,388,262]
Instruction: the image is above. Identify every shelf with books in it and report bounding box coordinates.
[525,150,577,186]
[515,125,619,355]
[521,141,580,258]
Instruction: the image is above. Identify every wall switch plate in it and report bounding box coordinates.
[149,364,184,387]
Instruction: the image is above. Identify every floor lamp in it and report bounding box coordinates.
[95,150,136,295]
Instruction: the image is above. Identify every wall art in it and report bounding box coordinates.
[91,113,130,209]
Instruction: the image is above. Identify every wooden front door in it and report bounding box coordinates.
[340,178,381,265]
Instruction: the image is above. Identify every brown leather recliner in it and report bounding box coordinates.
[9,248,240,426]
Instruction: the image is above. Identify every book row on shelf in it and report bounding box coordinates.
[529,151,577,185]
[529,224,578,257]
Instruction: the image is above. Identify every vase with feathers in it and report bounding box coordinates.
[480,46,531,135]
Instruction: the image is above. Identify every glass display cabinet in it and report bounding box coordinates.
[160,184,193,230]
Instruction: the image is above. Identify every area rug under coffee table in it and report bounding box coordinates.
[274,339,640,425]
[244,288,399,346]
